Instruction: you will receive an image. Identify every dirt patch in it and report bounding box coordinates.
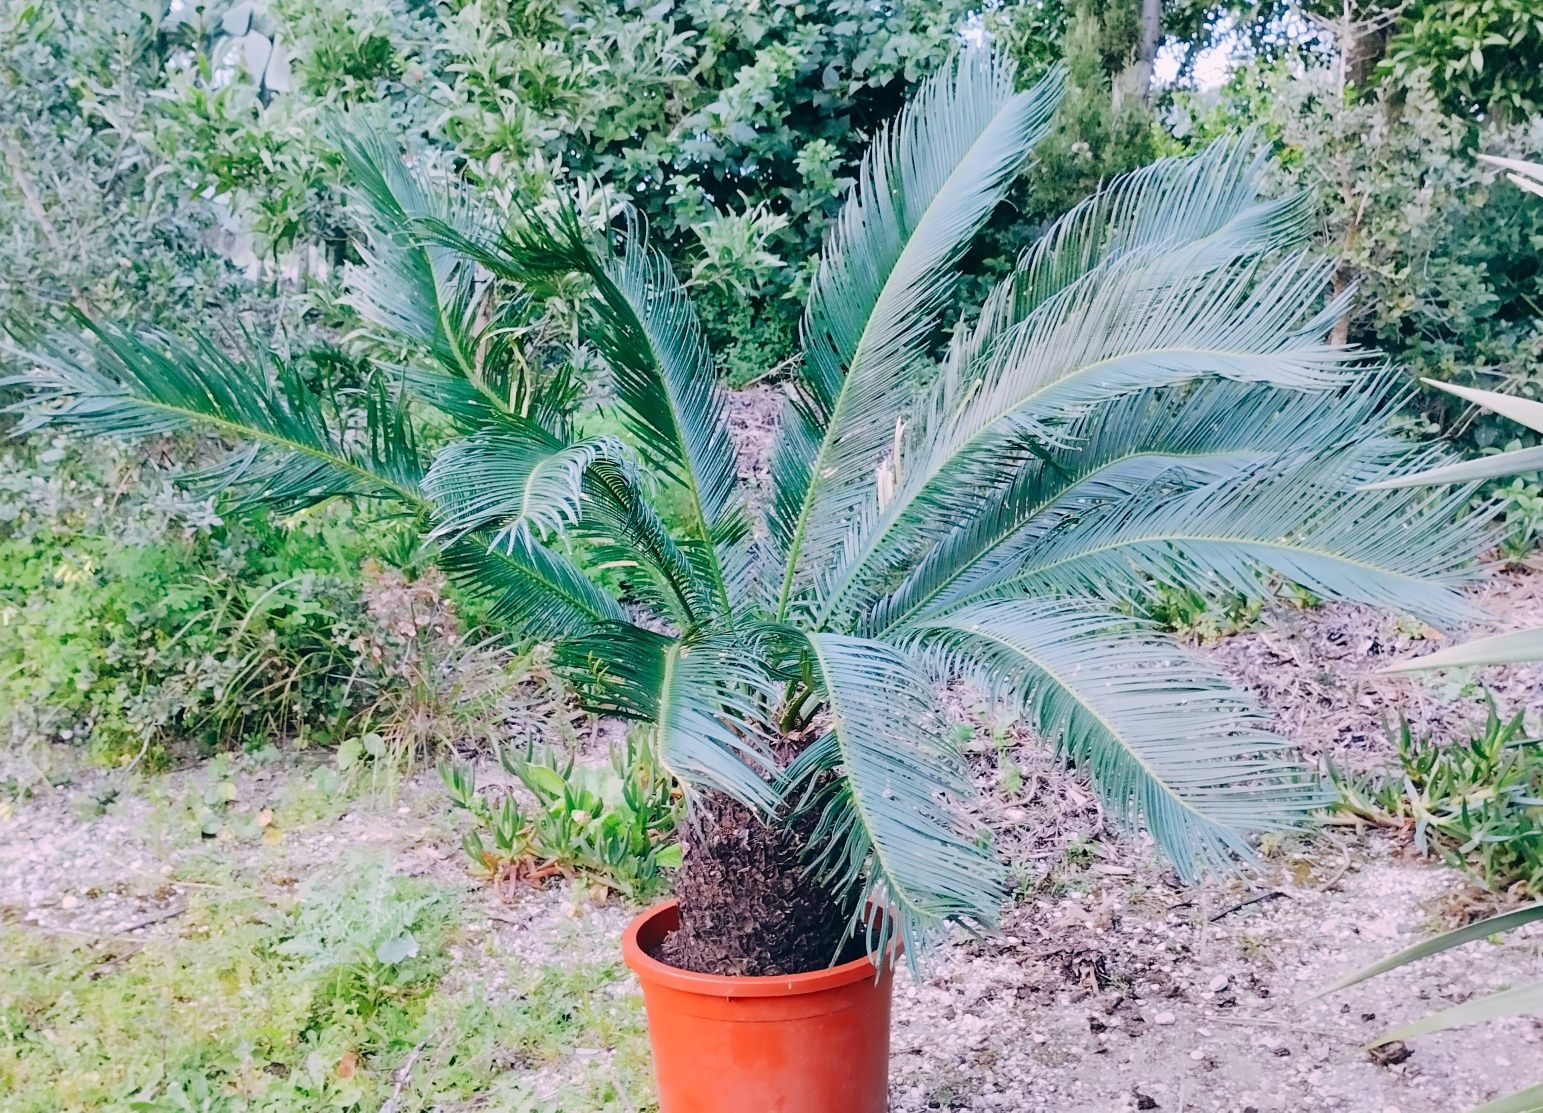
[1204,567,1543,774]
[890,846,1542,1112]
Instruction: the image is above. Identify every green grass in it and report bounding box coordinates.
[0,852,655,1111]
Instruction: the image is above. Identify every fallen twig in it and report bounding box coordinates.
[380,1039,427,1113]
[1209,891,1286,922]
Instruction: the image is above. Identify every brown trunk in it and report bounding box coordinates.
[653,789,859,977]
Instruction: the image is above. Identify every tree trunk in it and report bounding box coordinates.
[1132,0,1162,104]
[653,789,859,977]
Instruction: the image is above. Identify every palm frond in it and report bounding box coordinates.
[465,204,742,607]
[438,535,628,643]
[5,318,423,512]
[809,238,1359,627]
[911,598,1324,878]
[555,622,783,811]
[970,441,1491,626]
[787,632,1005,965]
[1002,131,1310,330]
[7,319,643,647]
[424,430,629,548]
[334,128,486,381]
[424,424,715,626]
[768,51,1064,617]
[863,378,1406,635]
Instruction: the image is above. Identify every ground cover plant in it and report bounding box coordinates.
[6,43,1498,982]
[0,847,653,1112]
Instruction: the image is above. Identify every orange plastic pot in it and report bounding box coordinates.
[621,899,895,1113]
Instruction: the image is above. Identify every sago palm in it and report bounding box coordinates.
[5,50,1492,974]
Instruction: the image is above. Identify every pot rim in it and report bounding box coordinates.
[622,898,888,998]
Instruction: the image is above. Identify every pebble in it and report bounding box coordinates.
[1154,1011,1177,1025]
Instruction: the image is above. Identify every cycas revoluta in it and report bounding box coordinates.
[5,49,1493,972]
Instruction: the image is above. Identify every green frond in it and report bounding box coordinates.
[334,128,487,381]
[464,203,742,611]
[999,131,1311,333]
[554,622,783,812]
[864,378,1407,634]
[5,319,424,512]
[768,51,1064,618]
[438,534,628,643]
[911,598,1324,879]
[809,238,1361,627]
[788,632,1005,966]
[424,424,715,626]
[424,431,630,548]
[1367,378,1543,489]
[335,130,581,437]
[974,441,1491,626]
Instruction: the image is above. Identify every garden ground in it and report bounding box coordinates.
[3,572,1542,1111]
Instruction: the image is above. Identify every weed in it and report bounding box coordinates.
[0,854,459,1111]
[1494,475,1543,565]
[1329,700,1543,897]
[442,733,681,899]
[1137,582,1263,643]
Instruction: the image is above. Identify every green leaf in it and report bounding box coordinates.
[1467,1083,1543,1113]
[334,127,485,381]
[1364,445,1543,489]
[424,431,630,547]
[464,204,741,612]
[971,442,1488,628]
[1378,980,1543,1044]
[374,932,420,965]
[654,842,684,869]
[1315,902,1543,996]
[1380,626,1543,671]
[5,319,424,513]
[1420,378,1543,435]
[518,763,569,802]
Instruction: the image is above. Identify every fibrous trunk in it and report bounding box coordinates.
[653,788,858,977]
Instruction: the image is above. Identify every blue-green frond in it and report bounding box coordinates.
[911,598,1325,879]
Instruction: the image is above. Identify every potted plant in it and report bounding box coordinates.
[7,48,1491,1112]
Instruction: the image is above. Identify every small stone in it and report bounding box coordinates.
[1189,1049,1205,1061]
[1207,974,1229,992]
[1153,1011,1177,1025]
[60,895,78,909]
